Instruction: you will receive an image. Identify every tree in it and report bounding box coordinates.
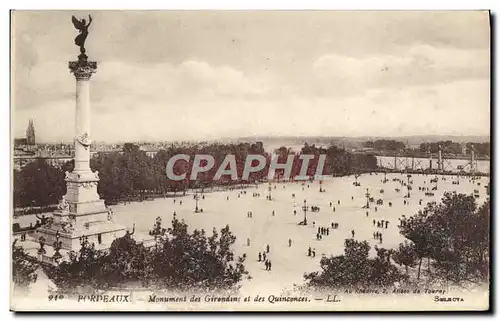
[151,217,249,291]
[398,203,441,280]
[13,159,66,208]
[12,240,39,288]
[392,241,418,276]
[100,233,152,287]
[46,238,107,291]
[399,192,489,284]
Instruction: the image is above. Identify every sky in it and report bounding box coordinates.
[12,11,490,143]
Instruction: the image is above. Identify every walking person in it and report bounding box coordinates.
[288,238,292,247]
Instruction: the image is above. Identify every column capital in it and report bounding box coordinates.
[69,56,97,80]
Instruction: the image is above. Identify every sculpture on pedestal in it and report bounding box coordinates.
[57,196,70,213]
[76,132,92,150]
[60,216,74,233]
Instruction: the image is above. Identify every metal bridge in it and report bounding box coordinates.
[376,144,485,175]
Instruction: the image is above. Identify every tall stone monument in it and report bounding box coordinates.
[37,15,126,251]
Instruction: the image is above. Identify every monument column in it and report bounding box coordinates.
[36,15,126,253]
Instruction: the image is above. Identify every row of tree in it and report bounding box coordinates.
[419,141,490,157]
[13,142,378,207]
[363,139,407,151]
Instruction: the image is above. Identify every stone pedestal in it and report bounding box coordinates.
[37,55,125,252]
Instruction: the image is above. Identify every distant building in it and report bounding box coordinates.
[14,120,36,150]
[12,149,36,170]
[13,138,28,147]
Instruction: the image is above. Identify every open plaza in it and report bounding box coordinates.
[15,170,488,294]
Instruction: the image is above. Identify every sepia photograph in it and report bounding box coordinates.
[10,10,491,312]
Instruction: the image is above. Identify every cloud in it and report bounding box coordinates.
[12,11,490,141]
[14,76,489,142]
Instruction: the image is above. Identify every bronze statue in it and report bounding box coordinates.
[72,15,92,54]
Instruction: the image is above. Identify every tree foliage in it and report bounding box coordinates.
[399,193,489,284]
[363,139,406,151]
[392,241,418,276]
[12,240,39,288]
[304,239,405,289]
[13,159,66,208]
[45,218,248,292]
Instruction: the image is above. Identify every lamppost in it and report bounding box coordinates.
[319,180,323,193]
[37,236,46,255]
[365,188,370,209]
[52,230,63,263]
[407,174,411,198]
[302,199,309,225]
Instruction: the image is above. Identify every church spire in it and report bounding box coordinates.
[26,119,35,145]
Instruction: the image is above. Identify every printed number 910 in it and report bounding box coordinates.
[48,294,64,301]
